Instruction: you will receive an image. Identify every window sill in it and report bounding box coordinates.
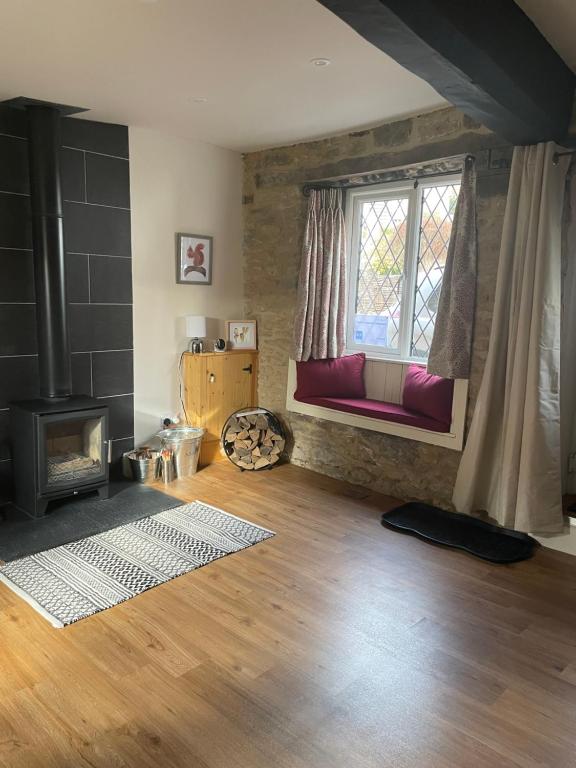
[345,350,428,366]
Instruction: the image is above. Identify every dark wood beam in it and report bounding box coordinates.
[317,0,575,145]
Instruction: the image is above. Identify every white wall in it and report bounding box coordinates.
[129,127,243,444]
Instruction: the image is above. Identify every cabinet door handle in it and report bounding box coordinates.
[242,364,253,374]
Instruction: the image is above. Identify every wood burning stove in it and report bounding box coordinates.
[3,98,111,517]
[10,397,109,518]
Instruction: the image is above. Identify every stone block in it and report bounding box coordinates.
[373,118,412,147]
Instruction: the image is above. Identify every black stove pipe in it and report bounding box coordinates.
[27,105,72,399]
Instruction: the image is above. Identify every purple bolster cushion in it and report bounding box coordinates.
[295,353,366,399]
[402,364,454,426]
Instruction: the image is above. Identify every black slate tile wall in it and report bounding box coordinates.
[0,106,134,498]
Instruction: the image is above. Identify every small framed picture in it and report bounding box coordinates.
[176,233,213,285]
[227,320,258,350]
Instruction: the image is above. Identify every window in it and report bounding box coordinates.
[346,175,461,361]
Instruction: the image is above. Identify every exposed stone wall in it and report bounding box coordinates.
[242,107,511,506]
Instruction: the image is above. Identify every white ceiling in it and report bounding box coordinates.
[515,0,576,72]
[0,0,445,152]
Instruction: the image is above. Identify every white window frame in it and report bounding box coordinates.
[345,174,462,363]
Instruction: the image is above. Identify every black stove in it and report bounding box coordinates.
[4,98,110,517]
[10,397,109,518]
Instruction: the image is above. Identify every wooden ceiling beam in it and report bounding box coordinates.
[317,0,575,145]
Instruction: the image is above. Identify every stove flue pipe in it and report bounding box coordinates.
[26,104,71,399]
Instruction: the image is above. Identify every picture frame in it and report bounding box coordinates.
[227,320,258,350]
[176,232,213,285]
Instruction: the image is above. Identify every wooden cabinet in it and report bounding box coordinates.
[183,350,258,466]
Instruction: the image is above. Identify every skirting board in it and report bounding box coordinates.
[535,517,576,556]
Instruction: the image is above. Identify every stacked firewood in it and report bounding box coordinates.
[223,411,285,471]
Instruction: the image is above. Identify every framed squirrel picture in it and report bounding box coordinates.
[176,233,213,285]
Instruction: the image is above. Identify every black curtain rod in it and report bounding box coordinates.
[302,154,475,196]
[553,149,576,165]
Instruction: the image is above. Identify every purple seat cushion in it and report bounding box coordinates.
[402,364,454,427]
[297,396,450,433]
[295,353,366,399]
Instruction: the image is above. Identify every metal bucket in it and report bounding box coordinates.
[126,450,160,484]
[157,427,204,479]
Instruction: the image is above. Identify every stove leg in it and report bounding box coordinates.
[96,485,109,501]
[34,498,49,518]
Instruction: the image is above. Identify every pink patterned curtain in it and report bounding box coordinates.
[427,157,478,379]
[293,188,346,361]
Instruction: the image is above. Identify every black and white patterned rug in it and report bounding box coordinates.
[0,501,274,628]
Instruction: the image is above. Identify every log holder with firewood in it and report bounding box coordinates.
[221,408,286,471]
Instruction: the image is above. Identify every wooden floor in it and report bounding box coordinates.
[1,463,576,767]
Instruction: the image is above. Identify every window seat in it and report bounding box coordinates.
[294,395,450,433]
[286,358,468,451]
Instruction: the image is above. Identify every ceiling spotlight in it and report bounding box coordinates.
[310,58,331,67]
[191,96,208,103]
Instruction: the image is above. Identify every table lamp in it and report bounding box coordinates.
[185,315,207,353]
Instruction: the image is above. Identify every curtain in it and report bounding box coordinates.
[453,143,570,533]
[427,157,478,379]
[293,188,346,361]
[561,166,576,493]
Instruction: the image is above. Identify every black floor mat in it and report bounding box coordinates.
[381,502,537,563]
[0,482,182,562]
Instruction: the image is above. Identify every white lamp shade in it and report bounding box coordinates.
[185,315,207,338]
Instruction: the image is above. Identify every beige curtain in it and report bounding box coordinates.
[293,188,346,361]
[427,157,478,378]
[453,143,570,533]
[561,166,576,493]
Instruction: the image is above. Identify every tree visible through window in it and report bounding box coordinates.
[346,176,461,360]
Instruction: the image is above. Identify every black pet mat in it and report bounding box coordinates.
[0,482,182,563]
[381,502,537,563]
